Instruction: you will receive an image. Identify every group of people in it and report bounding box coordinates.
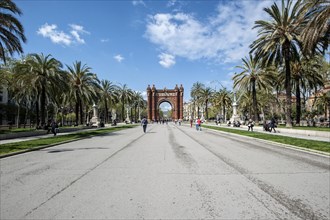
[46,120,59,136]
[140,116,277,134]
[247,118,277,132]
[263,118,277,133]
[189,118,203,131]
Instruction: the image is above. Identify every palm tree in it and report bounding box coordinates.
[200,87,213,120]
[301,0,329,55]
[117,84,133,122]
[99,80,119,124]
[132,91,144,122]
[250,0,306,127]
[233,54,273,124]
[314,91,330,122]
[66,61,100,125]
[15,53,64,127]
[237,91,253,121]
[190,82,205,118]
[290,55,324,124]
[0,0,26,63]
[212,88,232,122]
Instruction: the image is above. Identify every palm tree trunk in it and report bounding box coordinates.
[205,100,209,119]
[252,80,259,124]
[24,105,28,128]
[284,43,293,127]
[79,100,83,125]
[295,78,301,125]
[134,105,137,122]
[75,101,79,126]
[121,100,125,122]
[16,105,20,128]
[130,107,133,122]
[104,98,108,124]
[222,101,226,122]
[40,86,46,126]
[36,101,40,129]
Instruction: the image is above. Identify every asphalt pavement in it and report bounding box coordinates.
[1,123,329,219]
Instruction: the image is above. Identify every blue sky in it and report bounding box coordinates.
[15,0,274,101]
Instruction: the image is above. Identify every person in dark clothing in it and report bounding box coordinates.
[247,119,254,131]
[51,121,57,136]
[141,117,148,133]
[270,117,276,133]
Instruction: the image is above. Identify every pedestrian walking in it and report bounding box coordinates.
[247,119,254,132]
[51,121,57,136]
[190,119,193,128]
[141,117,148,133]
[196,118,202,131]
[270,117,276,133]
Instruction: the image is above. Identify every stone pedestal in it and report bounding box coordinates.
[125,106,130,123]
[90,104,100,127]
[230,93,240,125]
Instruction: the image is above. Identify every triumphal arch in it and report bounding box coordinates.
[146,84,184,121]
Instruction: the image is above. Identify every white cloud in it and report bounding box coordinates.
[69,24,89,44]
[158,53,175,68]
[141,91,147,100]
[114,54,124,63]
[145,1,272,64]
[37,23,89,46]
[101,38,109,43]
[132,0,146,7]
[37,23,72,46]
[167,0,176,7]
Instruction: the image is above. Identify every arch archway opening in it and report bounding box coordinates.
[159,101,172,120]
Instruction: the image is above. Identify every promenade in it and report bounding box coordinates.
[1,122,329,146]
[202,122,330,142]
[1,123,329,219]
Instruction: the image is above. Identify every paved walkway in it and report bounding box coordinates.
[0,127,111,145]
[0,123,329,145]
[196,123,330,142]
[1,124,329,219]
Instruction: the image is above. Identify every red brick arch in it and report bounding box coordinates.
[146,84,184,121]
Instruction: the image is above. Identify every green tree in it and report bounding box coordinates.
[200,87,213,120]
[132,91,145,122]
[251,0,306,127]
[117,84,133,122]
[99,80,119,124]
[212,88,232,122]
[291,55,324,124]
[0,0,26,63]
[190,82,205,118]
[314,91,330,122]
[15,53,64,127]
[233,54,273,124]
[301,0,329,55]
[66,61,100,125]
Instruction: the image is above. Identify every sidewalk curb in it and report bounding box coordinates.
[0,125,138,159]
[0,138,82,159]
[203,126,330,157]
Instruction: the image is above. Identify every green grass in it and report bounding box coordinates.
[0,125,88,134]
[0,125,137,156]
[276,125,330,132]
[0,127,37,134]
[203,125,330,153]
